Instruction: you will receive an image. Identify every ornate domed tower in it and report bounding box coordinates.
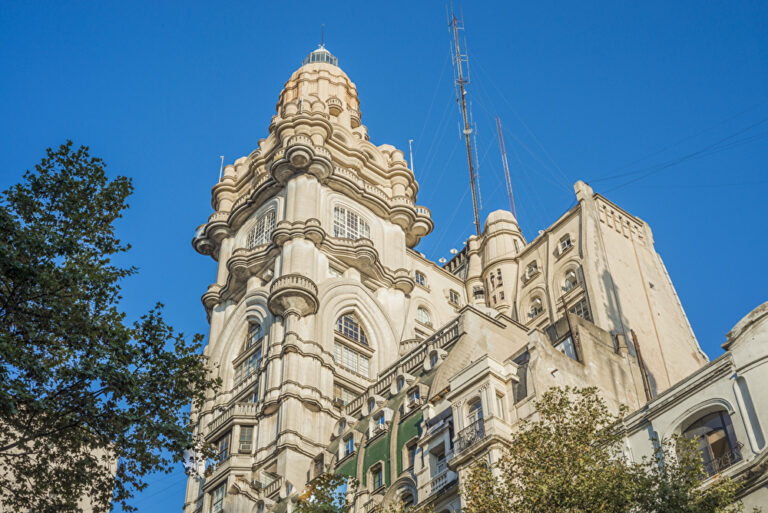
[187,46,438,513]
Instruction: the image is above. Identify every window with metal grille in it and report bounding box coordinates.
[246,209,276,248]
[333,206,370,240]
[568,299,592,321]
[336,313,368,345]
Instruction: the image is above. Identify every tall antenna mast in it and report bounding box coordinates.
[320,24,325,47]
[218,155,225,181]
[495,117,517,219]
[408,139,415,174]
[448,7,481,236]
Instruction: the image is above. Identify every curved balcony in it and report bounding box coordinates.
[327,97,343,116]
[268,273,319,317]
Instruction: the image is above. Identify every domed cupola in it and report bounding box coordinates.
[302,44,339,67]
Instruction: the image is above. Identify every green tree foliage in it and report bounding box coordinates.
[461,387,755,513]
[296,473,431,513]
[0,142,220,512]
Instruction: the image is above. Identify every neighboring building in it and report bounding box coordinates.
[185,46,762,513]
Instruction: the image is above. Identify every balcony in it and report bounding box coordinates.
[454,418,485,453]
[704,443,743,477]
[418,465,456,499]
[268,273,319,317]
[207,402,258,435]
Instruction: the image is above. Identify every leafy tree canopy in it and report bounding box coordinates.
[461,387,756,513]
[0,142,219,512]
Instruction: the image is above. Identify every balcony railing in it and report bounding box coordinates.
[704,443,743,477]
[455,418,485,453]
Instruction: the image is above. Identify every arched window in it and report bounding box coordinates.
[683,411,742,476]
[529,297,544,319]
[563,270,578,292]
[397,376,405,391]
[430,351,439,367]
[336,313,368,345]
[416,307,432,326]
[467,398,483,425]
[246,209,276,248]
[367,397,376,413]
[333,206,370,240]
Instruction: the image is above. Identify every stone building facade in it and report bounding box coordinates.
[185,46,764,513]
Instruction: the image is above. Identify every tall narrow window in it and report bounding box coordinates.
[496,268,503,286]
[449,289,460,305]
[239,426,253,453]
[490,274,496,289]
[336,313,368,345]
[344,436,354,457]
[211,483,226,513]
[372,464,383,489]
[529,297,544,319]
[333,206,370,240]
[245,323,262,351]
[416,307,431,326]
[216,432,231,462]
[246,209,276,248]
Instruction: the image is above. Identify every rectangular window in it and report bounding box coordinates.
[496,268,503,286]
[216,432,231,462]
[334,342,370,377]
[415,271,426,286]
[246,209,276,248]
[239,426,253,453]
[344,436,354,457]
[211,483,226,513]
[333,383,357,405]
[372,466,383,489]
[234,347,262,386]
[449,289,460,305]
[499,291,505,300]
[328,265,344,278]
[406,442,417,469]
[496,393,506,421]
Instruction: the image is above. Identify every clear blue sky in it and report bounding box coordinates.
[1,1,766,510]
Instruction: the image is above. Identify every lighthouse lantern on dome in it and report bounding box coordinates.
[302,45,338,67]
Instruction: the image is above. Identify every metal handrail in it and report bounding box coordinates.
[455,418,485,453]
